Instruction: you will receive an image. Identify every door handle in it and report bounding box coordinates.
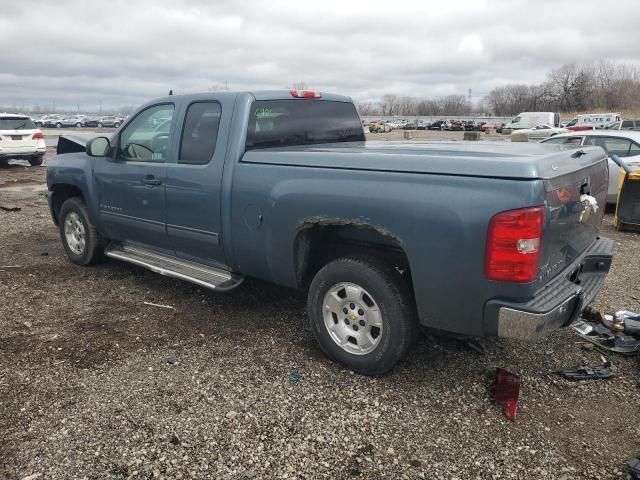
[142,175,162,186]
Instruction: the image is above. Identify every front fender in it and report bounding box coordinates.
[47,153,100,229]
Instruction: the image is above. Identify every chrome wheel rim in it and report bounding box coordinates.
[64,212,86,255]
[322,282,383,355]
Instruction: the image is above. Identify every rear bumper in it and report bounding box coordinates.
[0,147,46,158]
[484,237,613,340]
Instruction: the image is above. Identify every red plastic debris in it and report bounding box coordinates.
[490,367,521,421]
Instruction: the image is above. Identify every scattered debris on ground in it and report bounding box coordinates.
[555,356,615,381]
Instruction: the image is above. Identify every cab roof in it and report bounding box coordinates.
[148,90,353,105]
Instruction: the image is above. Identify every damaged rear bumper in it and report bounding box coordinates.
[484,237,613,340]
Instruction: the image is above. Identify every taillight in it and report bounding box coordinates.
[485,206,545,283]
[290,89,321,99]
[32,132,45,140]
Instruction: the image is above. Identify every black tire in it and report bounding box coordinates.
[97,123,103,128]
[58,197,104,266]
[55,123,62,128]
[113,122,120,128]
[76,123,82,128]
[307,255,418,376]
[28,155,44,166]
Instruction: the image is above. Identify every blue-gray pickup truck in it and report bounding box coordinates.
[47,90,613,375]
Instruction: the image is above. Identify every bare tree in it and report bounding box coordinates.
[355,101,379,116]
[379,94,399,116]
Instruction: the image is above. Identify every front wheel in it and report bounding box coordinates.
[59,197,104,265]
[307,255,418,376]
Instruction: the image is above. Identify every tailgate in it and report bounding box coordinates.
[538,153,608,285]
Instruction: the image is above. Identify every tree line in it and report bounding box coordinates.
[357,61,640,117]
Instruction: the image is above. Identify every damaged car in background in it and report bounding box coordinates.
[47,89,613,375]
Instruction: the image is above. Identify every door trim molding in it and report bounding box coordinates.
[167,223,220,245]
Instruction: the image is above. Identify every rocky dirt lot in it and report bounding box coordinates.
[1,136,639,480]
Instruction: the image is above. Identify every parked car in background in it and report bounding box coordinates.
[80,117,101,127]
[512,124,567,140]
[368,121,392,133]
[416,120,431,130]
[428,120,446,130]
[504,112,560,130]
[385,119,408,130]
[0,114,46,166]
[565,113,621,130]
[39,115,64,128]
[604,119,640,131]
[96,116,122,128]
[541,130,640,204]
[480,122,505,133]
[44,116,85,128]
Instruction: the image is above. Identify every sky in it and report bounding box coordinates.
[1,0,639,112]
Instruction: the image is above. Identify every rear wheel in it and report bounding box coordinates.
[55,123,62,128]
[113,122,121,128]
[59,197,104,265]
[97,122,104,128]
[28,155,44,166]
[307,255,418,376]
[76,123,82,128]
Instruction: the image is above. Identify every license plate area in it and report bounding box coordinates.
[10,135,24,140]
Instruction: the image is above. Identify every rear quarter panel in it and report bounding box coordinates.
[230,161,543,336]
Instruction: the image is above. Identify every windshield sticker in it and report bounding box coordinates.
[255,107,275,118]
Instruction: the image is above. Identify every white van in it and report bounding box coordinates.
[564,113,621,129]
[504,112,559,130]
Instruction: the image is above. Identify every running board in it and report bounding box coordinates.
[104,244,243,292]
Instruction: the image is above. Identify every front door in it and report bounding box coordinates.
[165,98,231,268]
[94,103,176,251]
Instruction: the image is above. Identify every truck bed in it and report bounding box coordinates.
[242,141,605,180]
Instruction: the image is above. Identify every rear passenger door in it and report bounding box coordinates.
[165,97,233,268]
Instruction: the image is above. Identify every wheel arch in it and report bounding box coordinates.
[293,219,413,291]
[49,183,86,225]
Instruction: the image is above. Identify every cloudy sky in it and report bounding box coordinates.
[1,0,639,112]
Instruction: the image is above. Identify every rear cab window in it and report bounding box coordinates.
[245,100,364,150]
[179,101,222,165]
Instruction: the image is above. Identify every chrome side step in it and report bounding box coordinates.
[104,244,243,292]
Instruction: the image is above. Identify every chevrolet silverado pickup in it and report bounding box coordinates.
[46,90,613,375]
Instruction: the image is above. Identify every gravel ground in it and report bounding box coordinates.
[1,133,639,480]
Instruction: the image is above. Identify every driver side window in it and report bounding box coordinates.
[118,104,175,162]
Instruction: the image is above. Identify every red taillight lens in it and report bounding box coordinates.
[485,206,545,283]
[290,89,322,99]
[32,132,45,140]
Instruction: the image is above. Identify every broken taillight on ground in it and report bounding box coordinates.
[490,367,521,421]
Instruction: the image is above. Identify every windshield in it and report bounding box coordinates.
[246,100,364,150]
[0,118,36,130]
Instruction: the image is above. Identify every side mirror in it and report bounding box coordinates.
[86,137,110,157]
